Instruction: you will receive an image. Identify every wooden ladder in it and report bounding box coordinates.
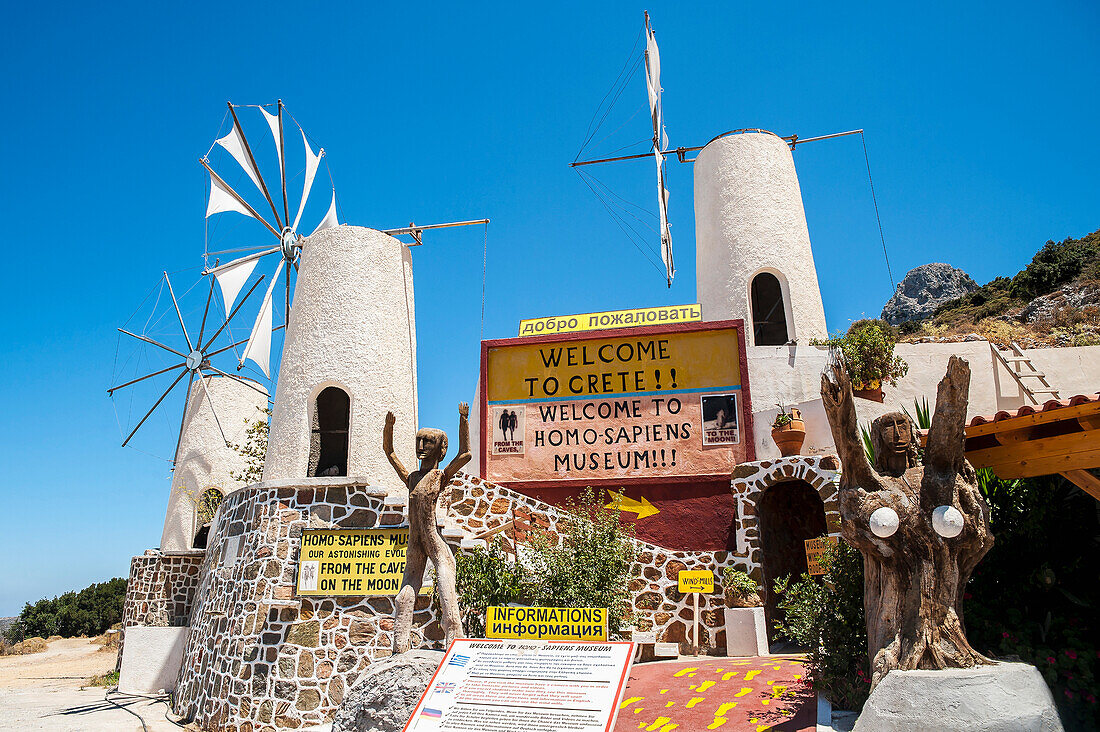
[990,341,1061,405]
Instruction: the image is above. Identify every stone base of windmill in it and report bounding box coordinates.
[853,661,1063,732]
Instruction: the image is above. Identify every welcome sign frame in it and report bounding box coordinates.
[479,319,756,490]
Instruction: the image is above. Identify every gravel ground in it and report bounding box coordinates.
[0,637,177,731]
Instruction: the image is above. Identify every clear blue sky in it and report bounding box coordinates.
[1,1,1096,615]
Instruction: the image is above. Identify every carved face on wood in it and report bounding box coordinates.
[416,428,448,464]
[871,412,919,476]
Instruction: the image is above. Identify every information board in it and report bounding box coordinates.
[485,606,607,642]
[296,528,431,596]
[482,321,754,486]
[404,639,634,732]
[804,536,840,576]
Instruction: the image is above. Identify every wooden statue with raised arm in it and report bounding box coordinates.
[821,356,994,688]
[384,403,470,653]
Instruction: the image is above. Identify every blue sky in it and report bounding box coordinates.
[0,1,1096,615]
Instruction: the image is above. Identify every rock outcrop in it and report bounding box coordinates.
[881,263,978,325]
[1018,281,1100,325]
[332,650,443,732]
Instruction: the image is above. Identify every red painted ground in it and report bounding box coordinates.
[614,656,815,732]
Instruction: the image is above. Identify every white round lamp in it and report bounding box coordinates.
[869,507,900,538]
[932,505,964,538]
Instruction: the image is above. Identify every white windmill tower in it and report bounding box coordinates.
[200,101,491,485]
[110,274,269,550]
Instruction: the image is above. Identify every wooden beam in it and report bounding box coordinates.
[964,400,1100,438]
[980,447,1100,479]
[967,429,1099,468]
[1061,470,1100,502]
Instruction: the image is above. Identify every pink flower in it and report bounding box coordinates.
[1002,632,1010,638]
[1087,695,1096,704]
[1047,657,1056,664]
[1065,690,1074,700]
[1065,650,1077,660]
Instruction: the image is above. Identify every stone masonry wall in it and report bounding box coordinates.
[119,550,204,668]
[730,454,843,570]
[147,457,840,730]
[172,479,443,731]
[123,551,205,628]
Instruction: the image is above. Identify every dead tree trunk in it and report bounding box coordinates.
[821,355,994,688]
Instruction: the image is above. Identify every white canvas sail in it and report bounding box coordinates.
[292,129,323,231]
[240,259,285,378]
[645,13,674,286]
[206,169,259,219]
[215,125,264,194]
[311,190,340,235]
[260,106,283,182]
[214,257,259,319]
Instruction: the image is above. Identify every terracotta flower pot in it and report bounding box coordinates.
[771,408,806,457]
[853,379,885,403]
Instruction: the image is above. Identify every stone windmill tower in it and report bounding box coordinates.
[262,225,419,483]
[694,130,829,345]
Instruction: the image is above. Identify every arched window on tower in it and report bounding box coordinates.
[751,272,790,346]
[309,386,350,477]
[192,487,224,549]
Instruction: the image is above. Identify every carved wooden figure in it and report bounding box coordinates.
[821,356,994,688]
[384,403,470,653]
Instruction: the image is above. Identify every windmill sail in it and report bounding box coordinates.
[241,259,284,378]
[203,101,339,381]
[645,13,674,286]
[214,257,260,319]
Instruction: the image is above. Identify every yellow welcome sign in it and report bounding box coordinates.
[486,327,741,403]
[485,606,608,642]
[677,570,714,594]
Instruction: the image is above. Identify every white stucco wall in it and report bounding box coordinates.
[161,376,268,551]
[118,626,190,694]
[747,342,1100,460]
[694,130,829,345]
[264,225,418,485]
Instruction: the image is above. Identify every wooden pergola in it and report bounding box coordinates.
[964,394,1100,501]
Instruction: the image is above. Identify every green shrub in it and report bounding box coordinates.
[526,489,638,638]
[454,489,638,639]
[967,471,1099,730]
[6,578,127,642]
[454,538,530,637]
[722,568,760,596]
[814,319,908,388]
[773,539,870,711]
[1010,233,1099,300]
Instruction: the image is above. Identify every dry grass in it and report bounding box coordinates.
[902,315,1099,348]
[83,669,120,688]
[4,637,49,655]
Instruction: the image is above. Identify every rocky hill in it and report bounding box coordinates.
[882,263,978,325]
[892,229,1100,347]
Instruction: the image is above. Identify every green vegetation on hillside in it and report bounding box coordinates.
[901,229,1100,346]
[3,578,127,642]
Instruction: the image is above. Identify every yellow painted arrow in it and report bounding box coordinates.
[606,490,660,519]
